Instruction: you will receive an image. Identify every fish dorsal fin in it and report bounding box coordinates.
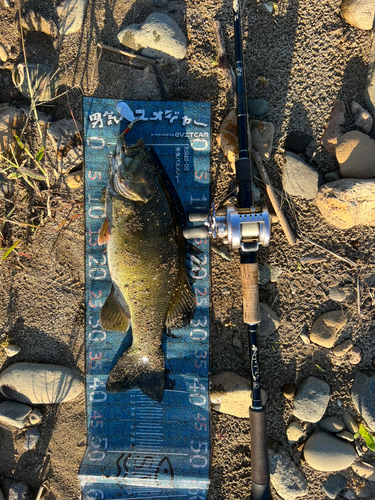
[98,218,110,246]
[100,285,130,332]
[166,275,196,328]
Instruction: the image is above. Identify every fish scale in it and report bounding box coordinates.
[80,98,211,500]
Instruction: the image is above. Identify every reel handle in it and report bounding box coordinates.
[188,209,209,222]
[250,407,273,500]
[241,262,260,324]
[183,226,209,239]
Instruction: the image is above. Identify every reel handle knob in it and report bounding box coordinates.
[188,209,209,222]
[183,226,209,239]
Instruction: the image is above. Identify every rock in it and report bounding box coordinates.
[8,481,33,500]
[47,118,83,174]
[282,152,321,200]
[268,444,309,500]
[342,410,359,434]
[65,169,83,189]
[351,100,373,133]
[341,0,375,30]
[57,0,88,35]
[212,244,232,261]
[24,427,40,450]
[321,100,346,153]
[0,401,32,430]
[286,422,304,443]
[316,178,375,229]
[336,131,375,178]
[20,10,58,38]
[319,416,345,432]
[216,109,238,171]
[348,346,362,365]
[352,372,375,431]
[0,362,84,404]
[0,43,8,62]
[304,431,356,471]
[322,473,347,499]
[300,333,310,345]
[328,286,353,303]
[141,0,168,6]
[293,376,330,423]
[259,266,284,283]
[282,383,296,400]
[344,490,356,500]
[324,170,342,183]
[28,408,42,425]
[248,99,268,117]
[310,310,347,348]
[118,13,187,62]
[356,485,372,498]
[0,105,26,153]
[4,344,21,357]
[284,131,313,154]
[221,287,231,296]
[250,120,274,161]
[352,461,375,481]
[336,430,354,441]
[333,339,353,357]
[259,303,281,337]
[210,371,267,418]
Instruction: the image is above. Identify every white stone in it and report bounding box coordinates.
[0,43,8,62]
[316,179,375,229]
[57,0,88,35]
[352,461,375,481]
[341,0,375,30]
[118,13,187,63]
[4,344,21,357]
[0,362,84,404]
[286,422,304,443]
[282,152,320,200]
[210,371,267,418]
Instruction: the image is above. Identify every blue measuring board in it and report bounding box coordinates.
[79,98,211,500]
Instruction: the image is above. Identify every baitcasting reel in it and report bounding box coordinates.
[183,203,271,252]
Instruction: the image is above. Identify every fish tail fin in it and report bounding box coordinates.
[106,346,165,402]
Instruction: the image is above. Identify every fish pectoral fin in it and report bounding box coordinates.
[106,346,165,403]
[98,218,110,245]
[100,287,130,332]
[166,276,196,328]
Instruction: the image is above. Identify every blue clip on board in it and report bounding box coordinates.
[79,98,211,500]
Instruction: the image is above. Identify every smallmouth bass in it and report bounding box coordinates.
[98,136,195,402]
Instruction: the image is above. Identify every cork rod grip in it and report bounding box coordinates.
[241,262,260,324]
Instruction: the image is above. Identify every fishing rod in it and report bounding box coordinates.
[184,0,273,498]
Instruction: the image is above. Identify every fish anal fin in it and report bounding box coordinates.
[166,276,196,328]
[100,286,130,332]
[98,218,110,246]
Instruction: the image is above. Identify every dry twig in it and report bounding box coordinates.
[300,235,358,268]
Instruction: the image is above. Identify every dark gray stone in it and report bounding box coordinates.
[352,372,375,431]
[259,303,281,338]
[282,152,320,200]
[285,131,313,154]
[248,99,268,117]
[293,376,330,423]
[322,473,347,499]
[0,400,32,430]
[268,444,308,499]
[324,170,342,183]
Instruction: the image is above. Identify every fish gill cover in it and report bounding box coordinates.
[80,98,211,500]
